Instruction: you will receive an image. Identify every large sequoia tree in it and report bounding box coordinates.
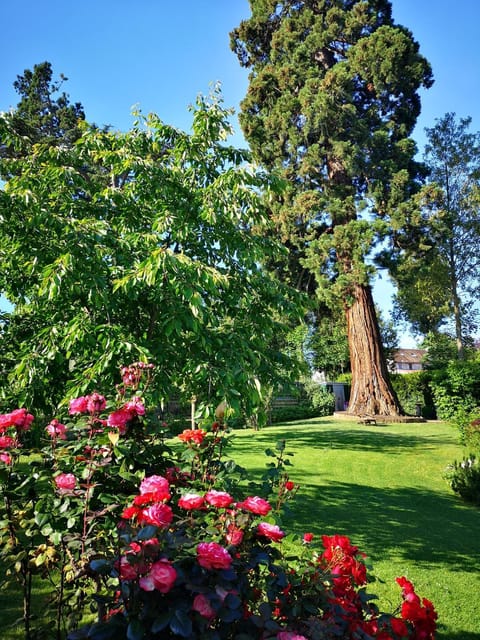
[231,0,433,416]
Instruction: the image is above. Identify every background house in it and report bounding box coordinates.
[389,348,426,374]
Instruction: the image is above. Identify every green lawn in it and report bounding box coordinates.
[229,417,480,640]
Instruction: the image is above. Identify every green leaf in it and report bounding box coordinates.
[169,610,192,638]
[127,620,145,640]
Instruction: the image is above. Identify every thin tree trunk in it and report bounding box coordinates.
[345,283,403,416]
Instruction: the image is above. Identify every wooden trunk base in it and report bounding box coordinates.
[333,411,426,423]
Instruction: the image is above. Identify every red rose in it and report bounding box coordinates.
[303,532,314,543]
[236,496,272,516]
[205,489,233,508]
[197,542,233,570]
[0,435,17,449]
[46,420,67,440]
[86,393,107,414]
[257,522,285,542]
[285,481,295,491]
[226,524,244,546]
[178,428,207,445]
[178,492,205,510]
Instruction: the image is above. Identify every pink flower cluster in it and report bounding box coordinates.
[116,540,176,594]
[0,408,34,465]
[68,392,145,436]
[69,393,107,415]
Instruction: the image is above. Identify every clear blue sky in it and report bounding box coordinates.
[2,1,480,344]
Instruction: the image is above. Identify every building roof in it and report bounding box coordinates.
[393,348,426,364]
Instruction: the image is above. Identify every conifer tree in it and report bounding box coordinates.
[231,0,433,415]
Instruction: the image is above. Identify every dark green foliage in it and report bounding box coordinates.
[0,62,85,175]
[429,361,480,420]
[390,372,436,419]
[445,455,480,506]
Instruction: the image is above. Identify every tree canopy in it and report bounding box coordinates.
[388,113,480,357]
[231,0,433,415]
[0,86,303,417]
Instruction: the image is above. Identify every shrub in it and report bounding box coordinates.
[429,361,480,420]
[444,454,480,506]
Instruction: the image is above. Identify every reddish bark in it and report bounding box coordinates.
[345,283,403,416]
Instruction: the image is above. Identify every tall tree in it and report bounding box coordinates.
[0,89,302,416]
[231,0,432,415]
[0,62,85,172]
[390,113,480,358]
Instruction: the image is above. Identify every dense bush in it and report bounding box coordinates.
[429,361,480,420]
[444,454,480,506]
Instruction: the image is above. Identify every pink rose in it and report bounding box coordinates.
[277,633,309,640]
[46,420,67,440]
[139,503,173,528]
[139,475,170,499]
[193,593,216,619]
[139,559,177,593]
[86,393,106,414]
[0,452,12,465]
[107,408,132,432]
[257,522,285,542]
[0,413,13,431]
[178,492,205,510]
[54,473,77,493]
[69,396,89,415]
[124,397,145,416]
[9,408,34,430]
[0,435,17,449]
[205,489,233,508]
[236,496,272,516]
[197,542,233,571]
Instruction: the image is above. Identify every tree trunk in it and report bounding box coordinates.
[345,283,404,416]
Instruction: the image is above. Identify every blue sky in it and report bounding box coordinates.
[2,1,480,344]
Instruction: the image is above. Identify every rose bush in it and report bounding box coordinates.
[0,363,437,639]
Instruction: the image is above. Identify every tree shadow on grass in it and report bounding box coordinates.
[233,420,456,455]
[286,479,480,571]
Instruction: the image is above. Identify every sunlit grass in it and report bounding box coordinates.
[229,417,480,640]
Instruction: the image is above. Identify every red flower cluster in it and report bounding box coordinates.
[396,576,437,639]
[178,428,207,445]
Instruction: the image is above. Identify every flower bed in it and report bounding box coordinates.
[0,363,437,639]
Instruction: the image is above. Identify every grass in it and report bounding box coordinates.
[229,416,480,640]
